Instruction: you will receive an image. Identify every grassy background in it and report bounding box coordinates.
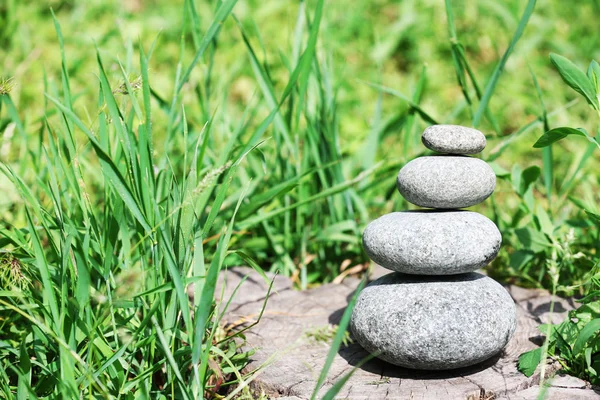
[2,0,600,396]
[3,1,600,134]
[2,0,599,286]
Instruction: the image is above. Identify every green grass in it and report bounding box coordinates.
[2,0,600,396]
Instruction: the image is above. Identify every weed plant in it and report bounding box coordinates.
[518,54,600,386]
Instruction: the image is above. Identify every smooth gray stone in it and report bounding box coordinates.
[396,156,496,209]
[350,272,517,370]
[422,125,486,154]
[362,211,501,274]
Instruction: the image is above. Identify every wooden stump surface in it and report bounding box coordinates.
[216,267,599,399]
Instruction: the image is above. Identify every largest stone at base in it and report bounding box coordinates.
[350,272,517,370]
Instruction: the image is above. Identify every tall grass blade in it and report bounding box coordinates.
[473,0,536,127]
[362,81,439,125]
[235,18,294,154]
[320,353,378,400]
[192,185,249,394]
[310,278,366,399]
[529,66,553,207]
[445,0,500,132]
[294,0,324,127]
[238,164,380,229]
[178,0,238,93]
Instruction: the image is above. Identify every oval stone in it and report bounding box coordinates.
[422,125,486,154]
[396,156,496,209]
[363,211,501,274]
[350,272,517,370]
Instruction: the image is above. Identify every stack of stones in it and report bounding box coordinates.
[350,125,517,370]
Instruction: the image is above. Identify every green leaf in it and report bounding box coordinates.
[585,347,596,376]
[24,209,59,326]
[585,210,600,226]
[575,303,600,324]
[237,166,326,219]
[238,164,379,230]
[587,60,600,92]
[510,250,535,270]
[236,17,293,154]
[533,127,588,148]
[550,53,599,110]
[511,165,540,203]
[514,227,551,253]
[559,141,598,197]
[518,347,543,377]
[535,205,554,237]
[17,340,31,399]
[229,250,270,285]
[295,0,325,129]
[529,66,554,206]
[573,319,600,355]
[488,161,511,177]
[520,166,541,197]
[537,323,553,334]
[554,320,580,356]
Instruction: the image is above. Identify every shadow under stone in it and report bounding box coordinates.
[336,340,504,380]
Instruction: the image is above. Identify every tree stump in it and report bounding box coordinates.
[216,267,599,399]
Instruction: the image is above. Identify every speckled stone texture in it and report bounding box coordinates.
[350,272,517,370]
[422,125,486,154]
[362,211,501,274]
[397,156,496,209]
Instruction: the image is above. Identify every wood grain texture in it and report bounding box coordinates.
[215,267,599,399]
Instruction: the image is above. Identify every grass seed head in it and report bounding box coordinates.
[113,74,142,94]
[0,253,31,290]
[0,77,15,95]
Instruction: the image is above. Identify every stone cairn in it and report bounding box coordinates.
[350,125,517,370]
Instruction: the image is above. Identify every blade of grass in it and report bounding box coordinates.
[185,0,202,49]
[404,65,427,153]
[445,0,501,133]
[362,84,383,170]
[177,0,238,94]
[320,353,379,400]
[238,0,331,157]
[238,163,380,230]
[529,65,553,209]
[310,278,366,399]
[361,80,439,125]
[472,0,536,127]
[235,17,294,156]
[294,0,324,129]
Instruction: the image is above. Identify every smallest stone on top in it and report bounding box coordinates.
[422,124,486,154]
